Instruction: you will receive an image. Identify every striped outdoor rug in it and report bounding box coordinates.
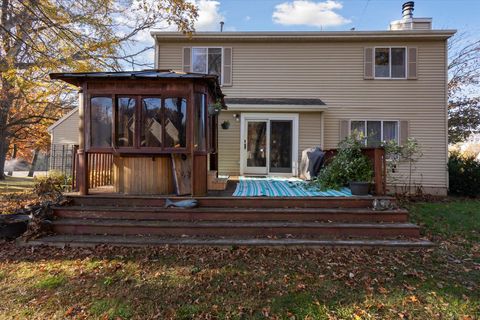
[232,177,352,197]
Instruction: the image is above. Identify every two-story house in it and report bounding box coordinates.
[48,2,455,195]
[150,4,454,195]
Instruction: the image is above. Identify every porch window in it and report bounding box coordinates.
[90,97,112,148]
[375,47,406,78]
[116,97,136,147]
[350,120,399,147]
[194,93,206,151]
[164,98,187,148]
[192,48,222,82]
[141,97,162,147]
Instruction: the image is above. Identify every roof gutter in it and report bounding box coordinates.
[151,30,456,42]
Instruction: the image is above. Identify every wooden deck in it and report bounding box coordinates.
[29,176,432,248]
[23,188,434,248]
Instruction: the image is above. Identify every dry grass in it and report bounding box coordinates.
[0,200,478,319]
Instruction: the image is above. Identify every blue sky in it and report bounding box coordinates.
[190,0,479,33]
[135,0,478,67]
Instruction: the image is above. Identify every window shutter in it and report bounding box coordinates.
[407,47,417,79]
[340,120,349,141]
[223,47,233,86]
[182,47,191,72]
[364,47,374,79]
[400,120,409,145]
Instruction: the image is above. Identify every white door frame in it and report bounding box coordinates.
[240,113,299,176]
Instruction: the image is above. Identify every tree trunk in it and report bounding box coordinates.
[7,143,17,176]
[28,148,40,177]
[0,137,8,180]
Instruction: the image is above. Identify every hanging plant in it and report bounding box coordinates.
[221,120,230,129]
[208,99,222,116]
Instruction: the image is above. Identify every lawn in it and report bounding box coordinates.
[0,176,35,194]
[0,200,479,319]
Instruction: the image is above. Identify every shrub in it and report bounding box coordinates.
[33,172,69,200]
[312,135,373,190]
[448,152,480,197]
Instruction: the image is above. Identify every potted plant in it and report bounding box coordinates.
[312,135,373,195]
[347,156,373,195]
[208,99,222,116]
[221,120,230,129]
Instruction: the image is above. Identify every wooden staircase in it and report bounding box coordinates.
[29,195,432,248]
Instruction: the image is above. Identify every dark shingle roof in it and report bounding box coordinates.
[50,69,219,81]
[50,70,224,101]
[225,98,326,105]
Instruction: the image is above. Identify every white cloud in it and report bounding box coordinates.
[195,0,225,31]
[272,0,351,28]
[245,15,251,21]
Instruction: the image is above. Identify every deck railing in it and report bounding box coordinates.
[87,152,114,189]
[72,151,114,191]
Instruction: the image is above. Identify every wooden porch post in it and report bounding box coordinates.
[77,89,89,195]
[373,147,386,195]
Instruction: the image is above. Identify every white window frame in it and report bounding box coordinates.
[191,47,224,85]
[373,47,407,79]
[349,120,400,146]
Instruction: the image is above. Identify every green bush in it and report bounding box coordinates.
[448,152,480,197]
[312,135,373,190]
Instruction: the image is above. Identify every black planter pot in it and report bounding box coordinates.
[208,106,220,116]
[349,181,370,196]
[221,121,230,129]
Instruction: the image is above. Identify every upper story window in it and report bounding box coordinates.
[351,120,399,147]
[375,47,406,79]
[192,47,222,82]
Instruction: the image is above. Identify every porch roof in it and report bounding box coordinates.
[50,69,223,94]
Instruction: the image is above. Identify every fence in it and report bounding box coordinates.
[49,144,76,176]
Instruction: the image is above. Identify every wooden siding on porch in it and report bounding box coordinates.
[113,156,174,195]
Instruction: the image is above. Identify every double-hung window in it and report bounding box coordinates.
[350,120,399,147]
[374,47,406,79]
[192,48,222,83]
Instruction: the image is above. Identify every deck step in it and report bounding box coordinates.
[21,235,434,248]
[68,195,395,209]
[52,219,420,238]
[53,206,409,223]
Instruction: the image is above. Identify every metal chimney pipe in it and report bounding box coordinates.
[220,21,224,32]
[402,1,414,19]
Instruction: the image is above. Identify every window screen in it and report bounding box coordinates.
[164,98,187,148]
[375,48,390,78]
[141,98,162,147]
[116,97,136,147]
[90,97,112,148]
[391,48,406,78]
[194,94,206,151]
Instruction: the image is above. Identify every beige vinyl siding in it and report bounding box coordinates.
[158,39,448,192]
[50,109,80,146]
[298,113,322,164]
[217,111,323,176]
[217,111,241,175]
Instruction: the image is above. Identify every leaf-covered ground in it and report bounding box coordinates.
[0,200,479,319]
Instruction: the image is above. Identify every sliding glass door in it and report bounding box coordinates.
[245,120,268,174]
[269,120,293,173]
[241,115,297,176]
